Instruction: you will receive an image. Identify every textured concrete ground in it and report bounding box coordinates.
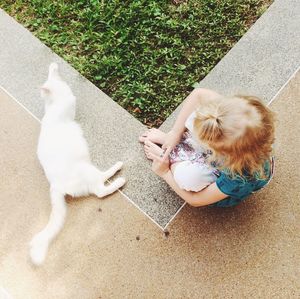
[161,0,300,130]
[1,0,300,228]
[0,9,184,230]
[0,69,299,299]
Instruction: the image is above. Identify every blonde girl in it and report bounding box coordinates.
[139,88,275,207]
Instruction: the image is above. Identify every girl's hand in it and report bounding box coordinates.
[161,130,182,156]
[147,151,170,178]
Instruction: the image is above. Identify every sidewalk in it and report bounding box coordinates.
[0,0,300,297]
[1,0,300,229]
[0,69,299,299]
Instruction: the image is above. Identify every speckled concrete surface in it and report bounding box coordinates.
[0,9,184,229]
[1,70,299,298]
[1,0,300,228]
[161,0,300,131]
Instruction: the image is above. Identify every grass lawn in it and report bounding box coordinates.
[1,0,272,127]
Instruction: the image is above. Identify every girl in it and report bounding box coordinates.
[139,88,275,207]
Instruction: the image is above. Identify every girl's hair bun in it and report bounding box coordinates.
[195,105,223,143]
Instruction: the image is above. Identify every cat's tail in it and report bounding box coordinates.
[29,189,66,266]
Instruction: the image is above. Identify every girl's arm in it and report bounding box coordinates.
[170,88,221,135]
[149,150,227,207]
[162,88,222,154]
[162,170,227,207]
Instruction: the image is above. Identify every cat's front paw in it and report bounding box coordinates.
[114,161,123,171]
[114,177,126,189]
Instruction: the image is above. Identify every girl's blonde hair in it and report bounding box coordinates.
[193,95,275,178]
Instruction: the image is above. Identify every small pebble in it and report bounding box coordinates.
[164,230,170,238]
[136,236,140,241]
[98,208,102,212]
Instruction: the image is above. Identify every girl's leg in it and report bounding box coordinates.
[172,161,217,192]
[143,141,185,176]
[139,128,167,145]
[143,141,180,176]
[143,140,164,159]
[144,141,217,192]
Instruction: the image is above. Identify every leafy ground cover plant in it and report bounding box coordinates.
[1,0,272,126]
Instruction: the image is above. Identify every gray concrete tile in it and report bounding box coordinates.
[1,77,300,298]
[0,9,184,229]
[1,0,299,228]
[161,0,300,131]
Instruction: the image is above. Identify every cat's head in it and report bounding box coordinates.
[40,63,74,103]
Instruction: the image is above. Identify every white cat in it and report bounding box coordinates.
[29,63,126,266]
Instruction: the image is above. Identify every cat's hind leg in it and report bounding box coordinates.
[94,177,126,198]
[79,163,125,198]
[94,162,125,197]
[101,161,123,181]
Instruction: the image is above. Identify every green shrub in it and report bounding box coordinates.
[1,0,272,126]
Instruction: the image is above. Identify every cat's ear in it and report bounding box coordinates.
[41,85,50,92]
[40,84,51,97]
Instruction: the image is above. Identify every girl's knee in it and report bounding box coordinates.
[173,161,217,192]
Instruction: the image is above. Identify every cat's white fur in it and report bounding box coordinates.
[29,63,125,266]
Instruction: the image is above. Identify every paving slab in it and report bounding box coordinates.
[161,0,300,130]
[1,0,300,229]
[0,71,299,299]
[0,9,184,229]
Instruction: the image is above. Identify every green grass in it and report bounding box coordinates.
[1,0,272,127]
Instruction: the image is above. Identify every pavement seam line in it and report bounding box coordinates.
[1,86,41,123]
[1,85,166,231]
[267,64,300,107]
[117,188,165,231]
[162,64,300,229]
[3,59,300,232]
[163,202,187,231]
